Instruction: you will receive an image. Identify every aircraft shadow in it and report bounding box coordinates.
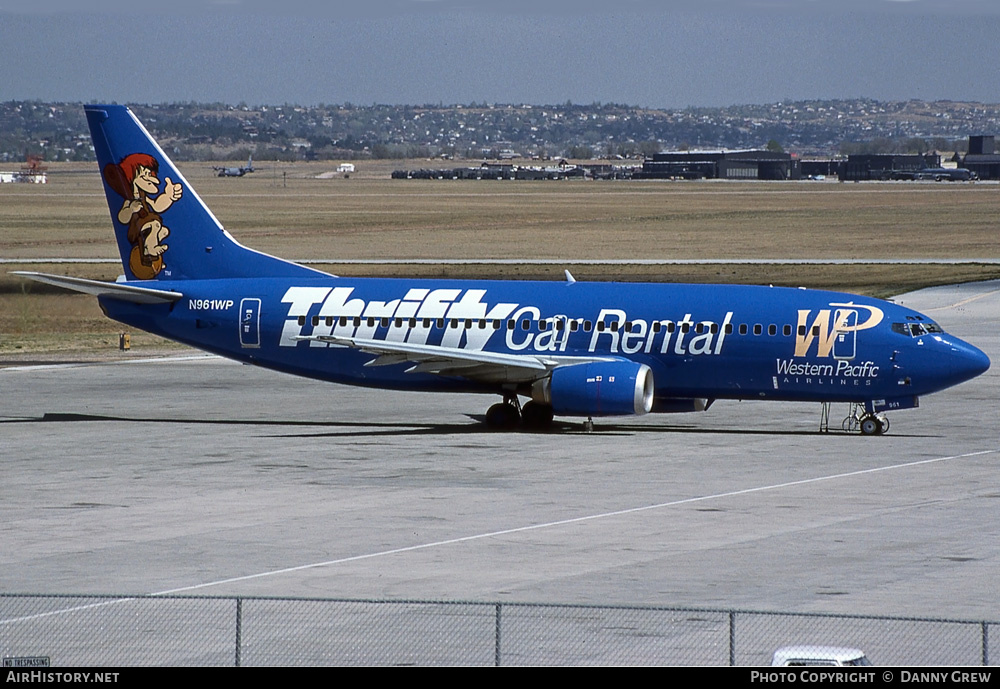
[0,412,938,439]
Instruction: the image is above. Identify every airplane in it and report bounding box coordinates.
[14,105,991,435]
[214,155,254,177]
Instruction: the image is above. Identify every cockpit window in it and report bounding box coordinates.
[893,321,942,337]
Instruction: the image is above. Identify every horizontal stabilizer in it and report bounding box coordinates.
[13,271,183,304]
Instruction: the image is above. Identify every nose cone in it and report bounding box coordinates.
[910,334,990,395]
[949,338,991,384]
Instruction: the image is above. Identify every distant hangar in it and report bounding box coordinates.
[636,149,800,180]
[960,135,1000,180]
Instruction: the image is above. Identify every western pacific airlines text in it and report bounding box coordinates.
[775,358,880,387]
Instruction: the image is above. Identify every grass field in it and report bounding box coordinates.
[2,160,999,357]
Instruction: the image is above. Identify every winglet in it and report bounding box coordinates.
[564,269,576,284]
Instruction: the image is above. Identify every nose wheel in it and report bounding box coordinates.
[858,413,889,436]
[842,404,890,435]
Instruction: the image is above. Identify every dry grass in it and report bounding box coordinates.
[2,161,999,359]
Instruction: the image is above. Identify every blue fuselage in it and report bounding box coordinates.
[100,276,990,410]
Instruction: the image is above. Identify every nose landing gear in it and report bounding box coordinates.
[841,403,889,436]
[858,414,888,436]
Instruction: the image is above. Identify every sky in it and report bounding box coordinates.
[1,0,999,108]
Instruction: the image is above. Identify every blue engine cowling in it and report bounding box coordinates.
[532,361,655,416]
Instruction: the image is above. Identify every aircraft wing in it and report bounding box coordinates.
[13,272,183,304]
[296,334,614,384]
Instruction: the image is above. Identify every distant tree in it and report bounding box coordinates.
[640,141,663,156]
[766,139,784,153]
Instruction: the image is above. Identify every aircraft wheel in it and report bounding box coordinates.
[859,416,883,436]
[521,401,554,431]
[486,402,520,431]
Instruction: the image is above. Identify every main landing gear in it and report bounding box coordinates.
[485,395,555,431]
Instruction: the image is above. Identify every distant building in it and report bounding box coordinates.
[841,154,939,181]
[799,159,843,178]
[636,150,800,180]
[961,135,1000,180]
[0,170,46,183]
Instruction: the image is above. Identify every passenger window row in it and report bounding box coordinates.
[295,315,807,337]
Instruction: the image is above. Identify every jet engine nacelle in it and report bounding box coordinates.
[532,361,655,416]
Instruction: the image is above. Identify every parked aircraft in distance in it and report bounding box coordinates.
[916,167,977,182]
[15,105,991,434]
[214,156,254,177]
[892,167,977,182]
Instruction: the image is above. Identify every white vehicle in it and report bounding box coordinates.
[771,645,872,666]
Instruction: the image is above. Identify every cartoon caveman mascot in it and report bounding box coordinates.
[103,153,182,279]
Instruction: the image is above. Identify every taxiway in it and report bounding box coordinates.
[2,281,998,620]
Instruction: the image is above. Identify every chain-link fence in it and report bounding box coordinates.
[1,594,995,666]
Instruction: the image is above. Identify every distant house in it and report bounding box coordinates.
[337,163,355,174]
